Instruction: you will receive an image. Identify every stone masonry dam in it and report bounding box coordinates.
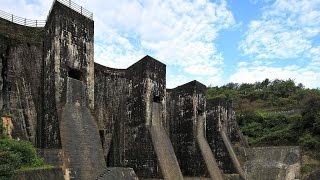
[0,0,302,179]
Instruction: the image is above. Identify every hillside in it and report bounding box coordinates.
[206,79,320,166]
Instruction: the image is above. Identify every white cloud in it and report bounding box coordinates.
[249,0,274,4]
[240,0,320,60]
[229,63,320,88]
[77,0,235,82]
[0,0,52,19]
[1,0,235,87]
[235,0,320,89]
[166,74,190,89]
[184,63,221,76]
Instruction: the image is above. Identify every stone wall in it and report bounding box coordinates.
[14,168,64,180]
[244,146,301,180]
[94,56,166,178]
[94,63,128,164]
[166,80,208,177]
[0,18,43,144]
[206,100,239,174]
[97,167,138,180]
[37,148,63,167]
[41,0,94,148]
[123,55,166,178]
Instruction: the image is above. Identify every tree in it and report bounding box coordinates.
[301,94,320,135]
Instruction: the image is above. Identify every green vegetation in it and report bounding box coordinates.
[206,79,320,153]
[0,120,4,136]
[301,164,319,175]
[0,125,45,179]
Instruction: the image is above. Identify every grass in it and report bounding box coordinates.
[19,165,54,171]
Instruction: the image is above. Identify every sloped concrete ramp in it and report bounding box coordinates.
[150,125,184,180]
[150,103,183,180]
[60,78,106,180]
[196,115,224,180]
[220,129,246,179]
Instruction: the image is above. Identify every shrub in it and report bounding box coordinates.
[0,120,4,137]
[239,111,301,146]
[0,138,44,179]
[0,151,21,180]
[299,133,320,150]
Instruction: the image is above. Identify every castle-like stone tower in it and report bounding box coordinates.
[41,1,94,149]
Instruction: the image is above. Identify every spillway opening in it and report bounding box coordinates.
[68,67,83,80]
[153,95,161,103]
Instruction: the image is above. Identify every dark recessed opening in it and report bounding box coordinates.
[197,109,203,115]
[99,130,104,148]
[106,138,114,167]
[27,43,31,47]
[153,95,161,103]
[68,68,82,80]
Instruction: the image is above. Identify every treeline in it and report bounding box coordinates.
[206,79,320,153]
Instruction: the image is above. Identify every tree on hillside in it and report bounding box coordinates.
[302,94,320,135]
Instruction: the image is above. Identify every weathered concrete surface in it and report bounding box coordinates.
[185,174,241,179]
[0,18,43,144]
[122,56,166,178]
[206,100,245,174]
[97,167,139,180]
[150,102,183,180]
[196,115,224,180]
[166,81,209,177]
[244,146,301,180]
[220,128,245,179]
[59,78,106,180]
[36,148,63,167]
[96,56,166,178]
[305,168,320,180]
[144,174,241,180]
[94,63,128,165]
[14,167,64,180]
[41,0,94,148]
[150,125,183,180]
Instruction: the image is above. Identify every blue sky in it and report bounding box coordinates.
[1,0,320,88]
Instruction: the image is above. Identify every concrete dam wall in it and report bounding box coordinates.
[0,0,301,179]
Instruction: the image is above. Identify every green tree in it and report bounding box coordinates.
[301,94,320,135]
